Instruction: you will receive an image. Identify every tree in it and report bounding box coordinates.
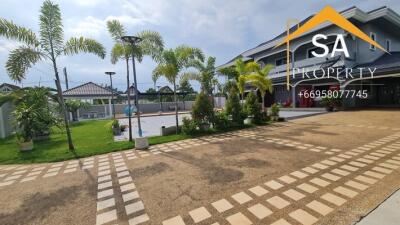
[106,19,163,140]
[153,46,204,133]
[182,56,216,95]
[144,88,157,101]
[245,63,274,112]
[225,86,243,126]
[244,91,262,123]
[0,0,106,150]
[65,99,90,121]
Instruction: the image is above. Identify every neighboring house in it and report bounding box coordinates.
[0,83,20,94]
[0,83,19,138]
[63,82,117,119]
[219,6,400,108]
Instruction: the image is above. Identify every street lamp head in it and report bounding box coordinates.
[105,72,116,76]
[121,36,142,44]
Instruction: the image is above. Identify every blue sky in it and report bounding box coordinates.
[1,0,400,91]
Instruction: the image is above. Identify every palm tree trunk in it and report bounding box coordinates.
[126,57,132,142]
[261,94,265,112]
[173,79,179,134]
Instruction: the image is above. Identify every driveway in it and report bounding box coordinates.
[0,110,399,225]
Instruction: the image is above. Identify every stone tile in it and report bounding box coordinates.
[321,160,336,166]
[334,186,358,198]
[306,200,333,216]
[321,173,341,181]
[12,170,27,175]
[248,203,272,219]
[0,181,14,187]
[312,163,328,170]
[321,193,346,206]
[97,189,114,199]
[279,175,297,184]
[189,207,211,223]
[283,189,305,201]
[248,186,269,197]
[302,167,318,174]
[123,191,139,202]
[387,159,400,166]
[357,158,374,164]
[364,155,379,160]
[372,167,392,174]
[271,219,292,225]
[355,175,377,184]
[98,181,112,190]
[98,175,112,183]
[21,176,37,182]
[231,192,252,204]
[119,176,133,184]
[338,154,352,159]
[98,170,110,176]
[297,183,319,193]
[120,183,136,192]
[116,166,128,172]
[380,163,399,169]
[265,180,284,190]
[291,171,308,179]
[43,172,58,178]
[345,180,369,191]
[364,171,385,179]
[226,212,252,225]
[96,209,117,225]
[97,198,115,211]
[331,169,350,176]
[125,201,145,215]
[129,214,150,225]
[63,168,77,173]
[5,174,22,181]
[289,209,318,225]
[349,161,366,167]
[340,165,359,172]
[310,178,330,187]
[212,199,233,213]
[162,216,185,225]
[266,196,290,209]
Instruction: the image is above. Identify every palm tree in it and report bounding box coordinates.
[106,19,163,140]
[245,63,274,112]
[65,99,90,121]
[182,56,216,95]
[153,46,204,133]
[0,0,106,150]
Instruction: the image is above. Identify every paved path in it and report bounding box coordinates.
[1,110,400,225]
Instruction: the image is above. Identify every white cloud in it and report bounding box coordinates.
[67,16,105,38]
[69,0,107,7]
[0,40,18,53]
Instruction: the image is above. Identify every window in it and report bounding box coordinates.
[307,42,341,58]
[370,32,376,50]
[275,57,287,66]
[386,39,391,52]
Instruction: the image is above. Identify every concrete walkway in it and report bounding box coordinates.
[355,188,400,225]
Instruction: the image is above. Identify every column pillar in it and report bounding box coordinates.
[292,86,296,108]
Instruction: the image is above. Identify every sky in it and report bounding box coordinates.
[1,0,400,92]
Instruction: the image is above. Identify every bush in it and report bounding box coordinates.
[192,92,214,125]
[112,119,119,128]
[270,103,280,117]
[181,117,198,135]
[244,92,263,124]
[213,111,230,130]
[225,86,243,126]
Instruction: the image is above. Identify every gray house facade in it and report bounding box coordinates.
[219,6,400,108]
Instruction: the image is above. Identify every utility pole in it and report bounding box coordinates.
[63,67,69,90]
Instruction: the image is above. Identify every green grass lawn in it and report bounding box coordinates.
[0,119,272,165]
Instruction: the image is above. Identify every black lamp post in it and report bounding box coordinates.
[121,35,143,137]
[105,71,116,118]
[157,85,162,111]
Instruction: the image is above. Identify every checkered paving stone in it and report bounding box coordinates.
[159,132,400,225]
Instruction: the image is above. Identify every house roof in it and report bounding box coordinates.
[159,86,173,93]
[63,82,115,98]
[0,83,20,90]
[126,84,141,95]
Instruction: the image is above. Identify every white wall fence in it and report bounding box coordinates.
[0,102,15,138]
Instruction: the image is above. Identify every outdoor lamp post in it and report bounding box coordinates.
[157,85,162,111]
[121,35,149,149]
[105,71,116,118]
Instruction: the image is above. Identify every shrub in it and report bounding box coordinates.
[181,117,198,135]
[225,86,243,126]
[213,111,230,130]
[244,92,263,123]
[270,103,280,117]
[192,92,214,125]
[112,119,119,128]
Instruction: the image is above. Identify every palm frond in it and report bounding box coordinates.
[245,61,260,73]
[181,71,200,82]
[260,64,274,77]
[64,37,106,59]
[6,46,43,82]
[106,20,126,42]
[235,58,246,76]
[153,64,178,84]
[0,18,39,46]
[136,30,164,62]
[39,0,64,55]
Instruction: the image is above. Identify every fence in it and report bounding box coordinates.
[0,102,15,138]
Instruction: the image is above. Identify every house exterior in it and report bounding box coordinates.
[0,83,19,94]
[219,6,400,108]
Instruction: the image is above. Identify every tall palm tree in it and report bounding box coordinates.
[0,0,106,150]
[245,63,274,112]
[182,56,216,95]
[106,19,163,139]
[153,46,204,133]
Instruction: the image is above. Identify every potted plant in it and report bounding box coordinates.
[13,103,35,151]
[112,119,121,135]
[321,96,341,112]
[270,103,280,121]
